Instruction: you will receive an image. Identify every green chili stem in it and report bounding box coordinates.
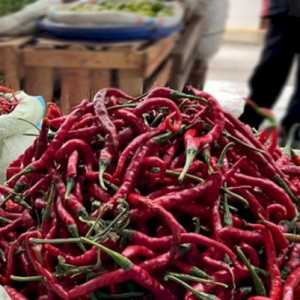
[223,193,233,226]
[283,123,300,155]
[236,247,266,296]
[284,233,300,243]
[165,275,216,300]
[81,237,133,270]
[0,216,12,224]
[151,112,164,127]
[224,132,265,154]
[273,175,299,204]
[222,188,249,208]
[168,272,228,288]
[31,236,133,270]
[166,170,204,183]
[11,275,43,282]
[190,267,213,280]
[65,178,74,200]
[217,142,235,167]
[179,148,198,183]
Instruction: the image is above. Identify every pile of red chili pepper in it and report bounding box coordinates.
[1,86,300,300]
[0,86,18,115]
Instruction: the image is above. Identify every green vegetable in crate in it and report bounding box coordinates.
[70,0,173,17]
[0,0,36,17]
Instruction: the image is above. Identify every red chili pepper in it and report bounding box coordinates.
[47,102,62,120]
[25,243,69,299]
[88,184,110,203]
[153,173,222,210]
[55,196,82,249]
[98,148,113,191]
[65,126,102,140]
[23,174,51,199]
[128,193,185,244]
[240,243,260,267]
[45,244,97,266]
[114,108,148,133]
[234,173,297,219]
[5,231,41,284]
[34,118,49,160]
[133,97,182,132]
[55,139,96,170]
[113,128,161,179]
[218,227,263,247]
[94,90,120,154]
[110,140,155,205]
[121,245,154,260]
[9,106,87,182]
[65,194,88,219]
[65,150,79,199]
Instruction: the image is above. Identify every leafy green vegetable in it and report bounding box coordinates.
[69,0,173,18]
[0,0,36,17]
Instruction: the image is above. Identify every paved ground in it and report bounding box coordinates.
[204,42,295,123]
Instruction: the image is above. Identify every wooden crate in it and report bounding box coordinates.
[169,15,206,91]
[0,37,30,89]
[18,35,176,113]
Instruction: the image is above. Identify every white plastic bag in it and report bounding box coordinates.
[204,80,246,118]
[47,0,183,28]
[0,0,61,36]
[0,286,10,300]
[0,91,45,183]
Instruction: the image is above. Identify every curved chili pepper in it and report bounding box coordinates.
[266,204,288,222]
[45,244,97,266]
[114,109,147,133]
[64,150,79,199]
[47,102,62,119]
[98,148,113,191]
[55,197,83,250]
[55,139,96,169]
[234,173,297,219]
[113,128,162,179]
[122,245,154,260]
[132,97,182,132]
[34,118,49,160]
[9,106,87,182]
[154,173,222,210]
[93,90,120,153]
[110,140,155,205]
[218,227,263,247]
[25,243,69,299]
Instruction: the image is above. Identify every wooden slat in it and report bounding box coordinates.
[34,37,144,51]
[118,70,143,97]
[25,67,54,101]
[60,69,90,113]
[172,16,205,72]
[23,48,143,70]
[91,70,111,96]
[142,34,177,78]
[2,47,20,90]
[148,60,173,90]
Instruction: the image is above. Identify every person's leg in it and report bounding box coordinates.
[240,17,296,129]
[281,54,300,132]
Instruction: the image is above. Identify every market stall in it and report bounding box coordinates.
[0,0,208,113]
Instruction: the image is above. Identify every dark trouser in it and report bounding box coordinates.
[239,16,300,131]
